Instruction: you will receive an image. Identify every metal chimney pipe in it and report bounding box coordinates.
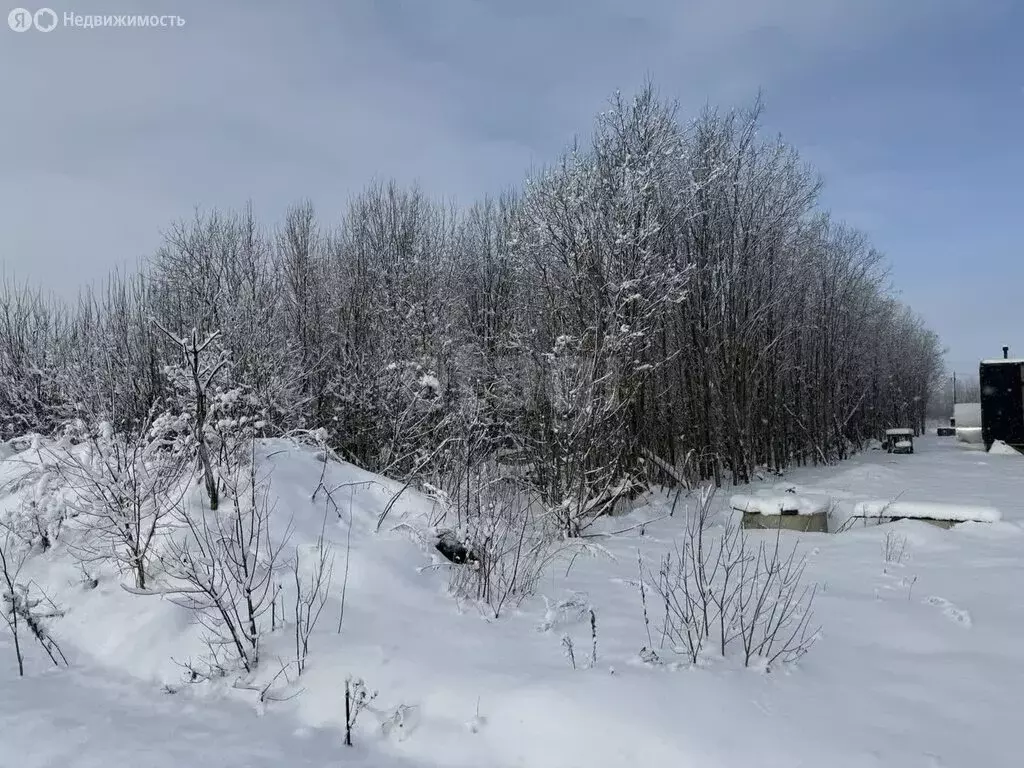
[1004,345,1010,359]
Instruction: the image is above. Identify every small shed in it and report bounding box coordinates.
[979,347,1024,453]
[731,493,830,533]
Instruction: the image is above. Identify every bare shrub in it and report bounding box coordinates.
[734,531,820,668]
[1,528,67,676]
[641,484,819,670]
[379,702,419,742]
[883,531,908,565]
[445,475,557,618]
[645,485,741,663]
[232,658,300,706]
[292,507,334,675]
[161,451,290,676]
[561,634,576,669]
[50,411,187,590]
[0,531,27,676]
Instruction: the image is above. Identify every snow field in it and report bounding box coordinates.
[1,435,1023,767]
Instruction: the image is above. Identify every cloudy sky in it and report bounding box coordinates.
[1,0,1021,374]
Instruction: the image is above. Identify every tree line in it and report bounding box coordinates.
[0,86,944,528]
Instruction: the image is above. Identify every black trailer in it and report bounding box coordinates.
[979,346,1024,452]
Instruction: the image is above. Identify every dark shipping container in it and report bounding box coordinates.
[979,348,1024,451]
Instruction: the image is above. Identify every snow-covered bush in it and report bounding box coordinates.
[1,441,68,553]
[344,676,378,746]
[0,528,67,676]
[371,360,455,479]
[48,411,189,590]
[444,472,557,618]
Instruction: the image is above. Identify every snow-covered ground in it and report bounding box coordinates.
[2,435,1023,767]
[0,650,402,768]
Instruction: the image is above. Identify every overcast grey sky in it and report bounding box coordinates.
[1,0,1021,374]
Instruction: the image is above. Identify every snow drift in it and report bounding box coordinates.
[956,426,984,444]
[852,500,1001,524]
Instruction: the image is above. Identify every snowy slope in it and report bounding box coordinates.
[2,435,1023,767]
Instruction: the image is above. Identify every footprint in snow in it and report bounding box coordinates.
[944,606,973,627]
[924,596,973,628]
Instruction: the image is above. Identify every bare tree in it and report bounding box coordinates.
[153,322,229,510]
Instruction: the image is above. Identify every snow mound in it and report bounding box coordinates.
[988,440,1022,456]
[955,427,984,444]
[730,493,830,516]
[853,500,1001,523]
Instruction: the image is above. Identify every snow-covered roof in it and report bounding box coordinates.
[981,358,1024,365]
[852,500,1001,523]
[730,493,830,516]
[885,428,914,435]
